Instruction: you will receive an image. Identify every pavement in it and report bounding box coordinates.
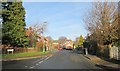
[2,50,100,69]
[83,54,120,69]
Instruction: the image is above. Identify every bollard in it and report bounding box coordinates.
[85,48,88,55]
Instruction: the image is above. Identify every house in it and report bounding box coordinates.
[64,40,73,49]
[52,40,59,49]
[25,27,34,47]
[25,27,49,50]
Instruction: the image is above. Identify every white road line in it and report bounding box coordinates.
[42,55,52,61]
[38,62,42,64]
[36,63,39,65]
[25,66,28,68]
[25,55,53,69]
[35,55,53,66]
[45,57,50,60]
[26,56,49,69]
[29,66,35,69]
[38,60,44,64]
[33,57,46,63]
[44,57,48,60]
[33,59,40,63]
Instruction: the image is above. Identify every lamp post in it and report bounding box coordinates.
[41,21,47,52]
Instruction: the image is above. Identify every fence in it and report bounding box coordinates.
[2,47,37,54]
[110,46,120,60]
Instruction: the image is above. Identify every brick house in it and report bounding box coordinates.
[64,40,73,49]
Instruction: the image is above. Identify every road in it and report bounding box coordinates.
[2,50,100,69]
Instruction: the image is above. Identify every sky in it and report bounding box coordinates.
[22,0,119,2]
[22,2,92,41]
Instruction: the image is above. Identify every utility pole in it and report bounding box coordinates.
[41,21,47,52]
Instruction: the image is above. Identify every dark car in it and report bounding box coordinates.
[62,46,66,50]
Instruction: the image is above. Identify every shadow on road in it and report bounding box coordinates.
[69,49,83,55]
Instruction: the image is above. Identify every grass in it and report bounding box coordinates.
[2,51,49,59]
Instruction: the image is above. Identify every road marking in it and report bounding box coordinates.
[43,55,52,61]
[25,66,28,68]
[30,66,35,69]
[36,63,39,65]
[44,57,48,61]
[34,55,53,67]
[26,56,52,69]
[38,60,44,64]
[33,59,40,63]
[32,57,46,63]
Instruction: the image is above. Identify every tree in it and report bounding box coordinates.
[46,36,53,47]
[58,36,67,45]
[83,1,119,45]
[113,2,120,47]
[32,21,47,36]
[78,35,84,47]
[31,21,47,48]
[25,27,34,47]
[26,22,47,52]
[2,2,29,47]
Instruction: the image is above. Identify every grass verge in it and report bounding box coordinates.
[2,51,49,59]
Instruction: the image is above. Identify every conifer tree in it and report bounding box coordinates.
[2,2,29,47]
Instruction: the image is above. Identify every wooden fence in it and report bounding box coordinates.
[2,47,37,54]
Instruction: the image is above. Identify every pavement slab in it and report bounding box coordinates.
[83,54,120,69]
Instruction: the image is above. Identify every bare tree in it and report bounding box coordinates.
[30,21,47,49]
[32,21,47,36]
[83,1,119,45]
[46,36,53,50]
[58,36,67,45]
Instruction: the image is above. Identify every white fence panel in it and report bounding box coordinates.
[110,46,120,60]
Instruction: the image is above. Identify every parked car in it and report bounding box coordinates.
[62,46,66,50]
[66,46,73,50]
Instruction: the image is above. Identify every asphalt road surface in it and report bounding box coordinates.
[2,50,100,69]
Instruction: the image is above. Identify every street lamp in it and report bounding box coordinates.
[41,21,47,52]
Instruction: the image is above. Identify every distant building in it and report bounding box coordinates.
[64,40,73,49]
[52,40,59,49]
